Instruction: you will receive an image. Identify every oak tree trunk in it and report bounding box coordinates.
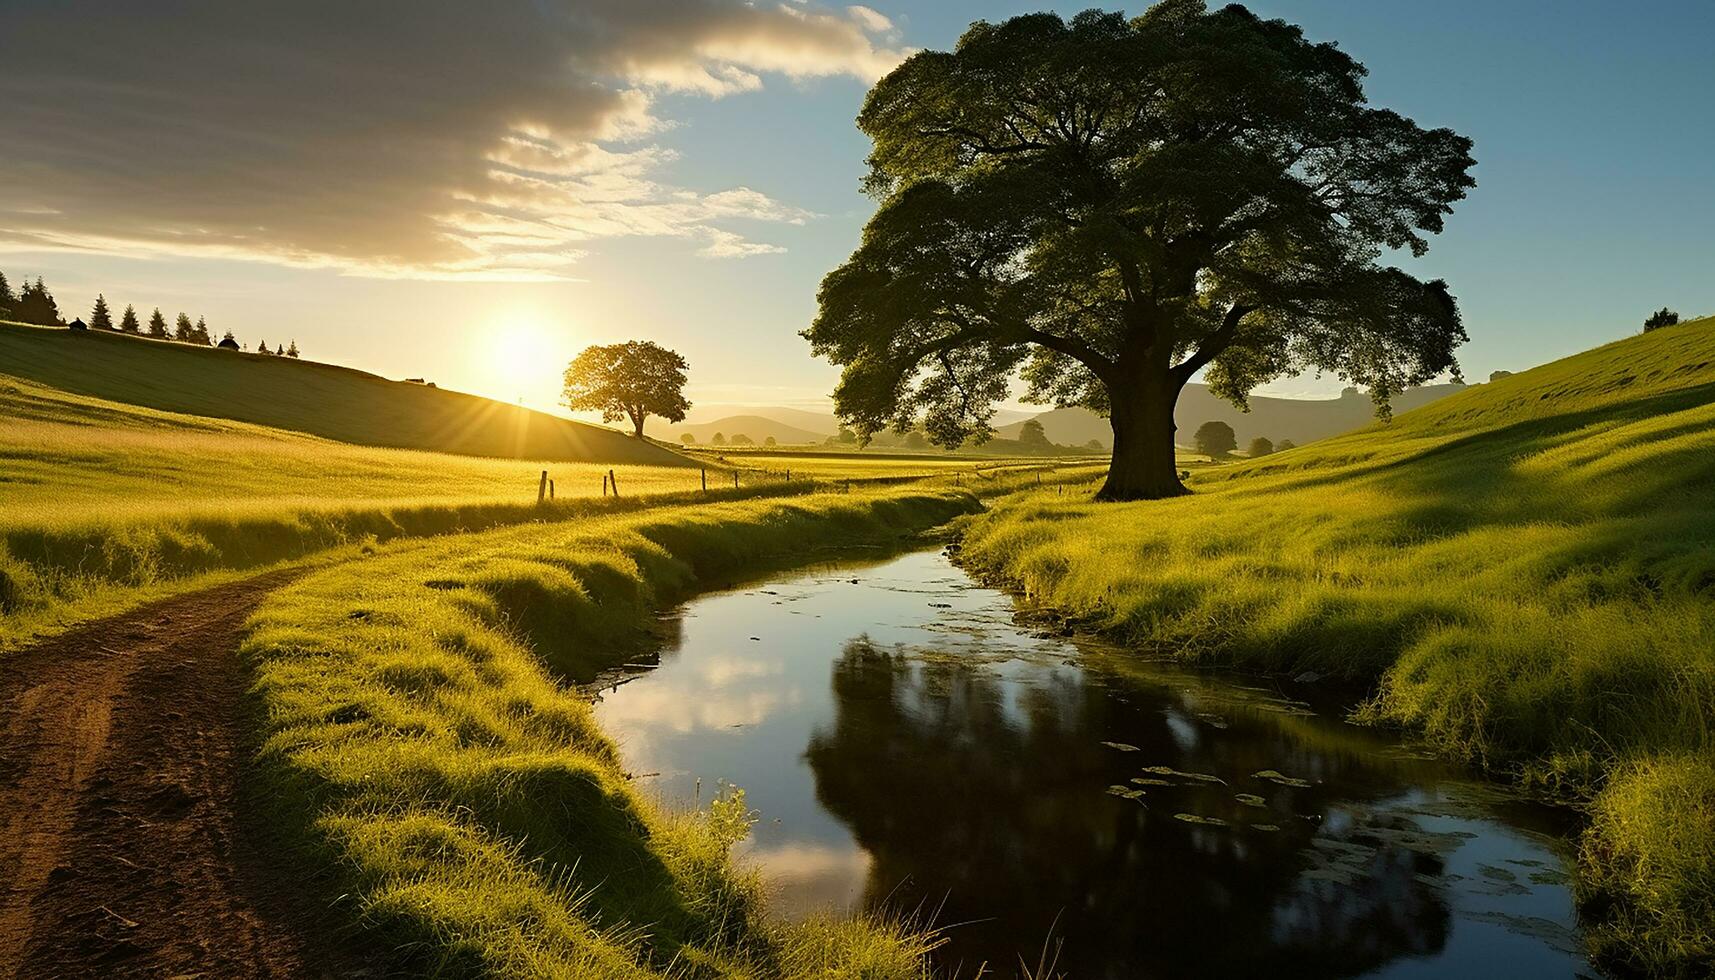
[1096,378,1188,501]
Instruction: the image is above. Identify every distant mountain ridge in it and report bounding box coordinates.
[995,382,1471,449]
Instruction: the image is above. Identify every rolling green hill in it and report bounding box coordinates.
[958,315,1715,975]
[0,320,688,466]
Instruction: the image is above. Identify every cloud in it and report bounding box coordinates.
[0,1,905,279]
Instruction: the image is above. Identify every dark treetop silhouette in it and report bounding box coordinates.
[805,2,1475,499]
[561,340,691,438]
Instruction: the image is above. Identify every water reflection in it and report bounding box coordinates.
[592,550,1591,978]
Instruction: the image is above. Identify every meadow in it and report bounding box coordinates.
[241,489,981,978]
[0,366,1086,652]
[955,316,1715,975]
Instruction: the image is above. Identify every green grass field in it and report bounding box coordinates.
[0,376,730,650]
[955,316,1715,975]
[242,490,979,978]
[1,367,1054,652]
[0,320,686,465]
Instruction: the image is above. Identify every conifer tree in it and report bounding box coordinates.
[193,316,212,345]
[148,308,169,338]
[0,271,14,319]
[119,304,140,333]
[16,278,64,325]
[275,343,284,355]
[220,329,237,347]
[174,312,194,341]
[89,294,113,330]
[285,340,299,358]
[256,337,269,354]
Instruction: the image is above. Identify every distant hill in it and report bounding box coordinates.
[995,382,1471,449]
[646,404,1036,442]
[666,415,829,446]
[0,321,691,466]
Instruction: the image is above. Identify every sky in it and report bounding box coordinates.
[3,1,1712,418]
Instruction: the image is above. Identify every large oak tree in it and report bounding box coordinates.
[561,340,691,438]
[805,3,1475,499]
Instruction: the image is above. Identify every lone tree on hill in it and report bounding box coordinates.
[119,304,140,333]
[174,312,194,341]
[805,4,1475,500]
[286,340,299,358]
[1194,420,1237,459]
[1247,436,1275,457]
[256,337,270,354]
[1018,418,1053,451]
[89,294,113,331]
[731,433,754,446]
[193,316,212,345]
[712,432,727,446]
[561,340,691,438]
[1276,439,1296,451]
[681,433,697,445]
[147,308,169,338]
[1643,308,1680,332]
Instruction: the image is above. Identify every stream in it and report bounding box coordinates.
[592,548,1594,978]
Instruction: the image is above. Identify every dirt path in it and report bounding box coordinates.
[0,571,381,979]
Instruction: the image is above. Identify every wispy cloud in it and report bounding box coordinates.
[0,1,906,280]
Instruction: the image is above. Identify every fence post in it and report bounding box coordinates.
[734,471,740,489]
[538,470,548,504]
[786,468,791,483]
[549,479,555,500]
[609,469,619,497]
[602,473,608,496]
[701,468,707,492]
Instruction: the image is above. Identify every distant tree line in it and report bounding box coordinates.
[1192,420,1293,460]
[0,266,299,358]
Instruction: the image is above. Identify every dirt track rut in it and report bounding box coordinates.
[0,571,380,978]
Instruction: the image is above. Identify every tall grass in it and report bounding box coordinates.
[241,490,977,977]
[955,317,1715,976]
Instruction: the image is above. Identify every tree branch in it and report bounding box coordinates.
[1171,302,1254,384]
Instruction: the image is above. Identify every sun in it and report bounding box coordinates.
[485,316,568,408]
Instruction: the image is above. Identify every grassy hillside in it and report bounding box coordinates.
[956,316,1715,976]
[0,369,1083,652]
[0,376,766,651]
[243,490,979,977]
[0,320,686,465]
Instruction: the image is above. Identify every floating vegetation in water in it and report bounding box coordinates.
[1131,777,1173,786]
[1100,741,1141,752]
[1141,765,1226,784]
[1173,813,1230,827]
[1252,769,1313,788]
[1253,824,1281,832]
[1459,910,1585,956]
[1106,785,1146,800]
[1473,863,1532,897]
[1234,793,1269,808]
[1195,712,1230,729]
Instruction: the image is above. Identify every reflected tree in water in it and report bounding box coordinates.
[804,639,1450,977]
